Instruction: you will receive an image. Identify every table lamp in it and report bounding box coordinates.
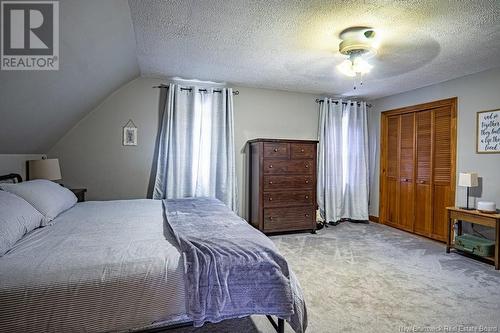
[458,172,478,210]
[27,158,62,181]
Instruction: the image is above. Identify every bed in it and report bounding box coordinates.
[0,174,307,333]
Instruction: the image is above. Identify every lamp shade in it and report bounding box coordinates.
[28,158,62,181]
[458,172,478,187]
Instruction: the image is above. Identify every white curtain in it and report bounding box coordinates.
[317,99,344,223]
[153,84,238,212]
[317,99,369,223]
[343,102,369,220]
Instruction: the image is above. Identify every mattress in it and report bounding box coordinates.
[0,199,188,333]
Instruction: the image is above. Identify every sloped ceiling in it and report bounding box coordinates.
[0,0,139,153]
[2,1,500,153]
[129,0,500,98]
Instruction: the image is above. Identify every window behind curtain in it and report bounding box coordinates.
[153,84,238,212]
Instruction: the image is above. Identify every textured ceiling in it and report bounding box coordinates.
[0,0,139,153]
[2,1,500,153]
[129,0,500,98]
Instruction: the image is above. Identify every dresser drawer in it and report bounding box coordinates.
[263,206,315,232]
[263,142,289,158]
[264,175,313,191]
[263,190,313,207]
[290,143,315,159]
[263,159,313,174]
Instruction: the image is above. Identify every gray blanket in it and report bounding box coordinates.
[163,197,307,333]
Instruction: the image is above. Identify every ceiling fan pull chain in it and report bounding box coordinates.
[353,72,361,90]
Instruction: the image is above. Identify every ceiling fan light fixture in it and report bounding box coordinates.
[336,26,378,89]
[337,56,373,77]
[352,56,373,74]
[337,59,357,77]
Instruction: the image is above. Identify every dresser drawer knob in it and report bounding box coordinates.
[269,197,273,201]
[305,214,310,217]
[305,164,309,168]
[269,181,273,185]
[273,148,278,152]
[301,149,305,152]
[268,216,273,221]
[269,164,273,168]
[305,180,309,184]
[305,195,309,199]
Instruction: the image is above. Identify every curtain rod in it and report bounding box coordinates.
[315,99,372,108]
[153,84,239,95]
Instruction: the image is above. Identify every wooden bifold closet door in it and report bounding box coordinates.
[380,98,457,242]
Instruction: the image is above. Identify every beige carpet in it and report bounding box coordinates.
[165,222,500,333]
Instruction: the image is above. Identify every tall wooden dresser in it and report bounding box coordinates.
[248,139,318,234]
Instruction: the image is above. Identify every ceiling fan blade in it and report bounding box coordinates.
[285,56,345,81]
[369,34,440,78]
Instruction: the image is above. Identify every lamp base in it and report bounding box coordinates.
[459,206,475,211]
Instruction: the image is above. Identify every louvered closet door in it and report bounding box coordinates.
[398,113,415,231]
[431,106,455,241]
[414,110,432,236]
[384,115,400,227]
[380,98,456,243]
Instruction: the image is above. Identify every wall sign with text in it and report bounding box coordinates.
[477,109,500,153]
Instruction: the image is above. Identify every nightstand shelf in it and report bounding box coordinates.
[446,207,500,270]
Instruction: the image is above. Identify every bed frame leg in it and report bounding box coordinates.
[278,318,284,333]
[266,315,285,333]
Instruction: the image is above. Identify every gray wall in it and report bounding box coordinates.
[0,0,139,154]
[0,154,45,180]
[49,78,162,201]
[30,67,500,223]
[49,77,320,218]
[368,68,500,218]
[233,86,319,217]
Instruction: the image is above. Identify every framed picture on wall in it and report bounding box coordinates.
[476,109,500,153]
[122,119,138,146]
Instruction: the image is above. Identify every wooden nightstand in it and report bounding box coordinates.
[70,188,87,202]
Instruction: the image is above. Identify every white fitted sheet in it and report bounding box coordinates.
[0,199,188,332]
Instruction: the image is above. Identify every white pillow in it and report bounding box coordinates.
[0,190,44,256]
[0,180,77,225]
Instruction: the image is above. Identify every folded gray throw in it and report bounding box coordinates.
[163,197,307,332]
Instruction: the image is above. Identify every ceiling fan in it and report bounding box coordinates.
[287,25,439,94]
[336,26,379,89]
